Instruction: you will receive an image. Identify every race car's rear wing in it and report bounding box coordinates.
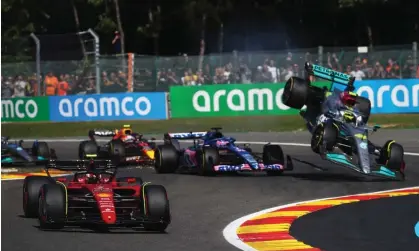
[164,132,207,140]
[45,159,116,171]
[305,62,355,91]
[88,129,116,137]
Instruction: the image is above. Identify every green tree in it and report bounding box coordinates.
[137,6,162,55]
[88,0,125,54]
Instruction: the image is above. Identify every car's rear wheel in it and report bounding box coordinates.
[32,142,50,158]
[79,140,98,159]
[282,77,310,109]
[354,96,371,123]
[154,145,178,173]
[142,184,170,232]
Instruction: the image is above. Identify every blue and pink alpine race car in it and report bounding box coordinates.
[154,127,292,176]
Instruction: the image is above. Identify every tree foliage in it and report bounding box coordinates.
[1,0,416,57]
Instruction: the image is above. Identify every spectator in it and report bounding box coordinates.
[283,65,294,81]
[13,75,27,97]
[1,77,13,98]
[371,61,386,79]
[57,74,69,96]
[83,77,96,94]
[213,67,227,84]
[112,31,121,54]
[350,65,365,80]
[267,59,279,83]
[44,72,58,96]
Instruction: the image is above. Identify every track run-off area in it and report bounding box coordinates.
[2,130,419,251]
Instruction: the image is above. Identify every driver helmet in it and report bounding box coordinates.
[124,134,135,143]
[86,173,99,184]
[340,91,357,107]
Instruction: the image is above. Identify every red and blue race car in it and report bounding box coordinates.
[154,127,292,176]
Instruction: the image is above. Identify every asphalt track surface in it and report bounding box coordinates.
[2,129,419,251]
[291,195,419,251]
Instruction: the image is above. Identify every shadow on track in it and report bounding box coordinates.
[31,225,168,234]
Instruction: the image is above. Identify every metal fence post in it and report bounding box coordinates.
[30,33,41,96]
[318,46,323,66]
[413,42,417,77]
[87,29,101,94]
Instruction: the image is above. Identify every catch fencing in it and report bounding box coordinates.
[1,42,418,96]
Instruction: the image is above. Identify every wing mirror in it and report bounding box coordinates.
[373,125,381,132]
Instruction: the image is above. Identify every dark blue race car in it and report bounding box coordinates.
[1,136,55,165]
[154,128,291,176]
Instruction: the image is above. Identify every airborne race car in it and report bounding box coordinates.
[78,125,156,165]
[281,62,405,180]
[154,127,292,176]
[22,159,170,231]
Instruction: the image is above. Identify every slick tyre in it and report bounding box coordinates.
[282,77,309,109]
[311,122,338,154]
[155,145,178,173]
[197,147,219,176]
[379,140,405,173]
[354,96,371,123]
[142,184,171,232]
[32,142,50,158]
[109,139,126,157]
[38,183,66,230]
[263,144,285,176]
[23,176,54,218]
[78,140,98,159]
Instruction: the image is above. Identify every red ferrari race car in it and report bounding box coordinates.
[22,159,170,232]
[78,125,156,165]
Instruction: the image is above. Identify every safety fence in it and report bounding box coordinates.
[2,79,418,123]
[1,43,418,97]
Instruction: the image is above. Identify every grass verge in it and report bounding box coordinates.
[2,114,419,138]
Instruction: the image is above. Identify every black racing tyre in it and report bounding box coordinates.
[78,140,99,159]
[311,122,338,154]
[163,134,182,152]
[23,176,54,218]
[154,145,179,173]
[142,184,171,232]
[354,96,371,123]
[196,147,219,176]
[38,183,66,229]
[32,141,50,158]
[379,140,405,172]
[108,139,126,157]
[116,176,143,186]
[263,144,285,176]
[282,77,310,109]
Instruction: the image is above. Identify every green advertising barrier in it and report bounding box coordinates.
[170,82,332,118]
[1,97,50,122]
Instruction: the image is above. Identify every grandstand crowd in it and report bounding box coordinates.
[2,52,418,98]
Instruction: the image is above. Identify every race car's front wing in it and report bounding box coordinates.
[213,162,291,172]
[324,153,404,180]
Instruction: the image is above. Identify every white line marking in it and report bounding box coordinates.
[21,139,419,156]
[222,186,419,251]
